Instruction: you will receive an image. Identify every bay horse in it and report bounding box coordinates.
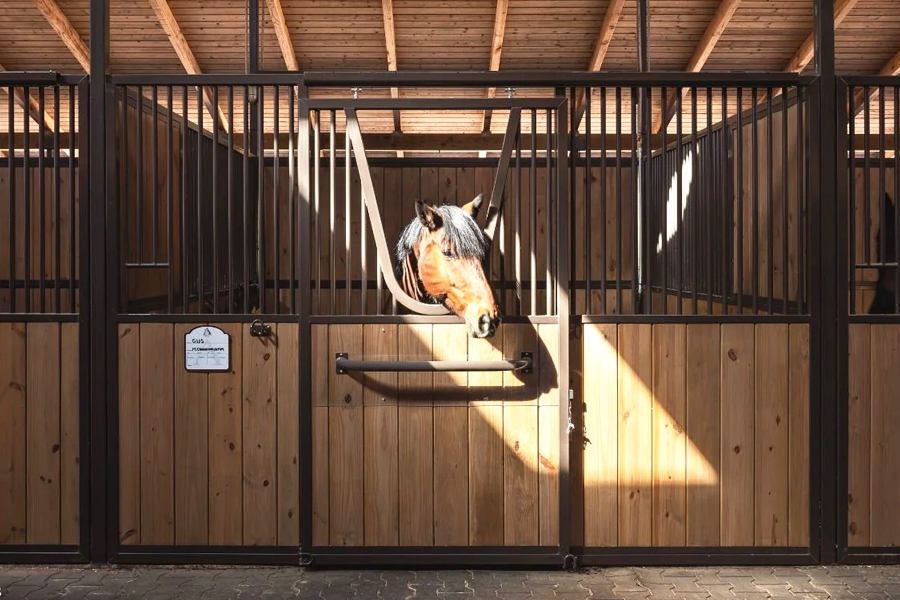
[394,193,501,338]
[868,192,898,314]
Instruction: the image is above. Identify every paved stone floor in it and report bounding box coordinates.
[1,565,899,599]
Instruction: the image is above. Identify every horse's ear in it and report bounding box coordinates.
[415,200,442,230]
[461,193,485,219]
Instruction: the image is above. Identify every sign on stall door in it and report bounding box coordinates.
[185,325,231,371]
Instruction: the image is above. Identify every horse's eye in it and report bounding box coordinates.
[442,248,454,259]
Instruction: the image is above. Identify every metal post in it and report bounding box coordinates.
[89,0,111,563]
[249,0,260,74]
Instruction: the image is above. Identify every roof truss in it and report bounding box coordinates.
[31,0,90,72]
[574,0,626,128]
[481,0,510,134]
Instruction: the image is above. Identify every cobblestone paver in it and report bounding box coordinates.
[0,565,898,599]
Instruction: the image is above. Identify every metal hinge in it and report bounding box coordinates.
[566,389,575,435]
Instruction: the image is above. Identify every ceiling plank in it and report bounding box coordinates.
[573,0,626,128]
[264,0,299,71]
[651,0,741,135]
[147,0,228,133]
[852,46,900,117]
[481,0,509,134]
[0,63,56,132]
[30,0,90,72]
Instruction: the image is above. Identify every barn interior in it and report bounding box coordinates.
[0,0,899,568]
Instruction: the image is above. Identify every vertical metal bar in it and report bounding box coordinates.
[530,108,537,315]
[360,118,367,316]
[249,0,260,73]
[23,85,30,313]
[68,85,76,312]
[691,87,698,314]
[599,87,607,314]
[585,89,592,314]
[121,87,128,278]
[289,89,296,314]
[895,87,899,314]
[212,85,220,314]
[781,86,789,314]
[313,109,321,315]
[273,86,280,313]
[798,86,806,313]
[151,86,159,263]
[676,87,683,315]
[136,85,143,265]
[515,125,522,315]
[767,87,774,314]
[257,85,265,314]
[345,110,351,314]
[736,87,744,313]
[631,87,638,315]
[722,88,730,315]
[642,86,652,314]
[879,87,886,278]
[7,86,14,313]
[227,87,234,314]
[751,86,759,314]
[569,88,576,316]
[39,86,46,313]
[197,85,204,314]
[864,89,870,266]
[330,110,336,314]
[53,85,61,313]
[546,107,552,316]
[660,86,667,314]
[615,86,623,314]
[242,85,250,314]
[183,86,189,313]
[167,86,174,314]
[706,87,713,312]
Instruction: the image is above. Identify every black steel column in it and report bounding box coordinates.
[249,0,260,73]
[89,0,110,563]
[812,0,841,565]
[637,0,650,73]
[636,0,650,312]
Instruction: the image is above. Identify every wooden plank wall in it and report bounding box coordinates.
[117,322,299,546]
[847,323,900,547]
[579,322,810,547]
[0,322,80,545]
[734,101,805,311]
[851,165,897,315]
[0,165,80,313]
[311,322,560,547]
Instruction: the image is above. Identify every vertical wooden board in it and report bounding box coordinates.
[329,325,363,407]
[847,324,870,547]
[651,324,687,546]
[503,404,539,545]
[468,403,503,545]
[208,323,243,545]
[421,167,439,204]
[329,404,364,546]
[538,405,559,546]
[870,324,900,546]
[400,167,420,236]
[754,324,789,546]
[720,323,755,546]
[438,167,457,204]
[118,324,141,545]
[174,324,209,545]
[364,405,399,546]
[140,323,175,545]
[242,328,277,545]
[59,323,79,544]
[618,324,652,546]
[469,330,504,405]
[685,324,721,546]
[582,324,618,547]
[26,323,61,544]
[504,324,538,406]
[457,166,475,204]
[311,326,329,544]
[537,325,559,407]
[433,324,468,405]
[434,406,469,545]
[788,324,810,547]
[0,323,27,543]
[276,324,300,546]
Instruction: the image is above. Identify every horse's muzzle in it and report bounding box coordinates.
[471,313,499,338]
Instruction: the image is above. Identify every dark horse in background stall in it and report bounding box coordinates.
[869,192,899,314]
[394,193,501,338]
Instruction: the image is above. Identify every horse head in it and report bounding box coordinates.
[395,193,501,338]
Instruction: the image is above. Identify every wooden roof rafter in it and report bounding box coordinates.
[481,0,510,134]
[852,47,900,117]
[573,0,626,129]
[0,62,56,132]
[264,0,299,72]
[651,0,741,135]
[147,0,229,133]
[31,0,90,73]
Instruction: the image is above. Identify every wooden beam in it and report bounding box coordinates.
[481,0,509,133]
[264,0,299,71]
[785,0,858,74]
[651,0,741,134]
[574,0,626,127]
[31,0,91,72]
[147,0,228,133]
[852,46,900,117]
[380,0,402,139]
[0,64,56,132]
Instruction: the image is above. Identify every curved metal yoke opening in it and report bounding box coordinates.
[343,107,522,316]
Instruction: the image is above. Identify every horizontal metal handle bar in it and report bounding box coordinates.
[335,352,532,375]
[304,98,563,110]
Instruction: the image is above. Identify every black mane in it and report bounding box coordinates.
[394,203,489,303]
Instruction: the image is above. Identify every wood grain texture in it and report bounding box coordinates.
[364,404,399,546]
[847,324,870,547]
[59,323,79,544]
[276,324,300,546]
[329,404,364,546]
[788,324,810,547]
[434,406,469,545]
[311,326,330,545]
[503,405,539,545]
[0,323,27,544]
[869,324,900,546]
[537,324,560,546]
